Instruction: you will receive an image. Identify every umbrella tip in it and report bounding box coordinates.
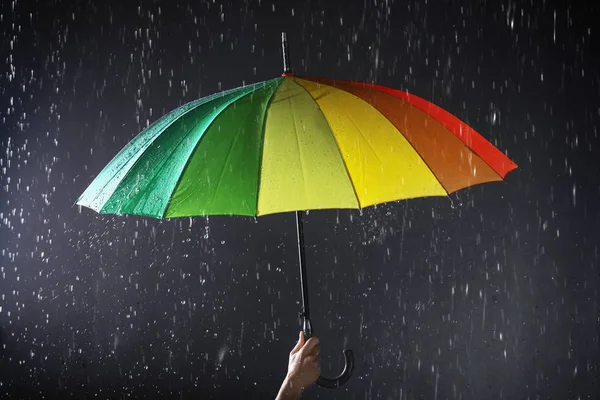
[281,32,292,74]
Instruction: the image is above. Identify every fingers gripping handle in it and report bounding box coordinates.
[302,316,313,338]
[303,322,355,389]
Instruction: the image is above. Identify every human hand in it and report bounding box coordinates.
[285,331,321,390]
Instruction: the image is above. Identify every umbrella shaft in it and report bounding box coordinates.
[296,210,313,338]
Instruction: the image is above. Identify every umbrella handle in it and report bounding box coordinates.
[316,349,355,389]
[302,320,354,389]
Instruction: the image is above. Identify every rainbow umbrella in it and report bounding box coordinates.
[77,33,517,388]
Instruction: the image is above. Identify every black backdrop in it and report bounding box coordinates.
[0,0,598,398]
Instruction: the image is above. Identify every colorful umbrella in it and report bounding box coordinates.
[77,33,517,388]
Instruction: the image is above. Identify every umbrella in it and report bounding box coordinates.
[76,33,518,388]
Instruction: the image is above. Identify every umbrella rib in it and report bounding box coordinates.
[142,109,222,216]
[207,115,245,213]
[107,109,215,217]
[397,92,515,180]
[255,78,284,217]
[289,91,309,203]
[78,84,255,211]
[205,83,281,213]
[162,79,280,218]
[79,100,206,212]
[290,78,363,208]
[358,97,450,196]
[350,80,506,190]
[301,76,451,198]
[322,78,514,180]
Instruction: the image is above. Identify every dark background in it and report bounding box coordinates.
[1,0,599,398]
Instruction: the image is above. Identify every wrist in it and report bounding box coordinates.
[277,376,303,399]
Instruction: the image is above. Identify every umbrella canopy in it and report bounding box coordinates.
[76,75,517,217]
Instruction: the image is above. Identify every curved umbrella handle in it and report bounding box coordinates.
[303,320,354,389]
[316,349,355,388]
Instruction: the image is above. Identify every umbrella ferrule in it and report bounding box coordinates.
[281,32,292,74]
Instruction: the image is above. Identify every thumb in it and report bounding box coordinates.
[291,331,304,354]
